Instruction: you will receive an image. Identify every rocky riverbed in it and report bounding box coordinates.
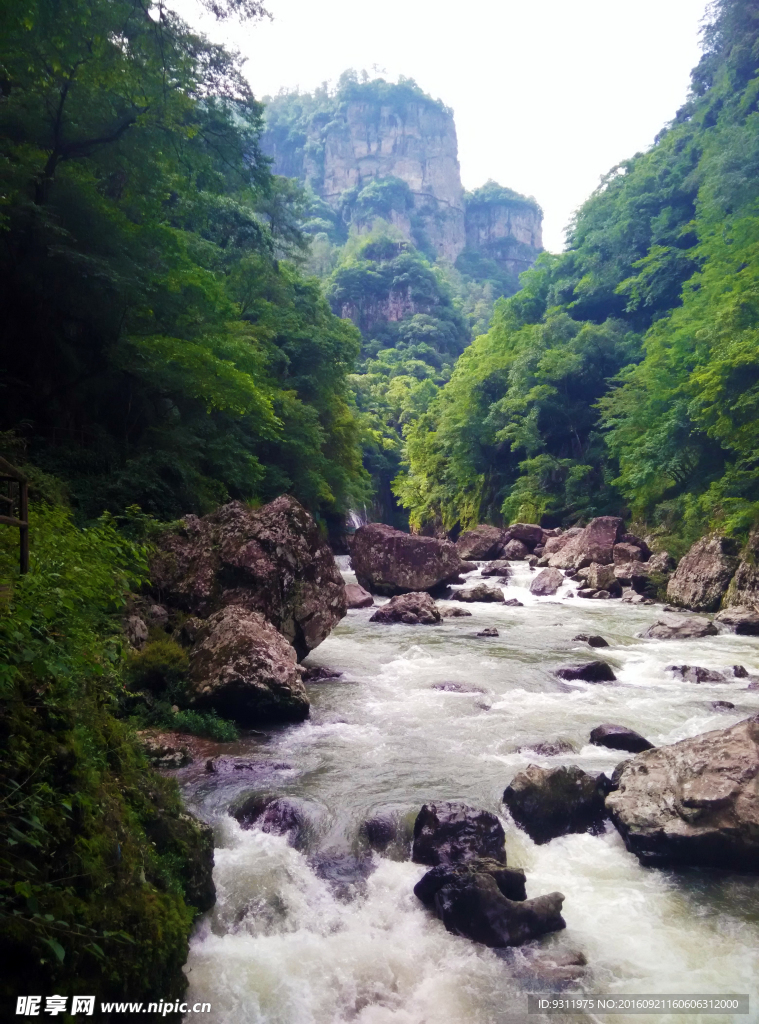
[176,557,759,1024]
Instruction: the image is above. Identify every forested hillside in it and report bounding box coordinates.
[0,0,369,533]
[397,0,759,550]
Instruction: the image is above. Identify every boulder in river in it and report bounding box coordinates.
[715,608,759,636]
[480,560,512,578]
[640,616,718,640]
[501,538,530,560]
[345,583,374,609]
[572,634,609,648]
[667,664,727,684]
[555,661,617,683]
[589,724,655,754]
[351,522,462,596]
[188,607,309,724]
[476,627,499,637]
[606,716,759,871]
[412,801,507,865]
[454,583,506,604]
[369,591,441,625]
[518,740,576,756]
[441,606,473,617]
[543,528,582,557]
[503,765,611,844]
[508,523,544,549]
[456,526,506,560]
[151,496,346,659]
[613,542,644,563]
[548,516,624,570]
[413,858,565,948]
[712,700,736,712]
[586,562,621,595]
[529,567,564,596]
[233,795,308,844]
[666,534,739,611]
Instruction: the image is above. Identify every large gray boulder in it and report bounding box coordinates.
[640,616,718,640]
[666,535,739,611]
[345,583,374,609]
[454,583,506,604]
[529,567,564,596]
[369,592,441,625]
[151,496,346,660]
[351,523,462,596]
[548,517,624,570]
[606,716,759,871]
[188,607,309,724]
[456,525,506,560]
[715,608,759,636]
[543,528,582,557]
[725,529,759,610]
[503,765,611,844]
[501,538,530,560]
[508,523,544,548]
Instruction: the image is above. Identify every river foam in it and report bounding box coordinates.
[183,559,759,1024]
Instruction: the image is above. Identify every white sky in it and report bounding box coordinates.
[172,0,711,252]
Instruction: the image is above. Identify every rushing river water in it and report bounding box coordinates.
[181,559,759,1024]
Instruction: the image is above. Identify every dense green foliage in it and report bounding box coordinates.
[398,0,759,544]
[0,506,208,1009]
[328,229,469,522]
[0,0,368,526]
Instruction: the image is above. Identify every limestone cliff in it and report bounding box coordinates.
[261,76,542,272]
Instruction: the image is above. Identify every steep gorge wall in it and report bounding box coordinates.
[261,81,543,271]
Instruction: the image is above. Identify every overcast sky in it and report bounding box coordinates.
[173,0,711,252]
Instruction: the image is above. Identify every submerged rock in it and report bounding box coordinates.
[151,496,346,659]
[667,664,727,684]
[529,567,564,596]
[301,665,343,682]
[518,740,576,756]
[712,700,736,712]
[309,851,376,899]
[589,724,654,754]
[362,815,397,850]
[666,534,739,611]
[555,661,617,682]
[412,801,506,865]
[345,583,374,609]
[454,583,506,603]
[606,716,759,871]
[232,795,308,845]
[432,682,486,693]
[503,765,611,844]
[351,522,462,596]
[369,591,441,625]
[441,606,473,617]
[641,616,718,640]
[476,627,499,637]
[188,608,309,724]
[456,526,506,560]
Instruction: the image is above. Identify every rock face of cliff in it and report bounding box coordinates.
[262,77,542,269]
[304,100,465,262]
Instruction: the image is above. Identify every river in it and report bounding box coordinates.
[180,559,759,1024]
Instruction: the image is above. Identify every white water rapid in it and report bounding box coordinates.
[181,559,759,1024]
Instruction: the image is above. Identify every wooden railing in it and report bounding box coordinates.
[0,456,29,574]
